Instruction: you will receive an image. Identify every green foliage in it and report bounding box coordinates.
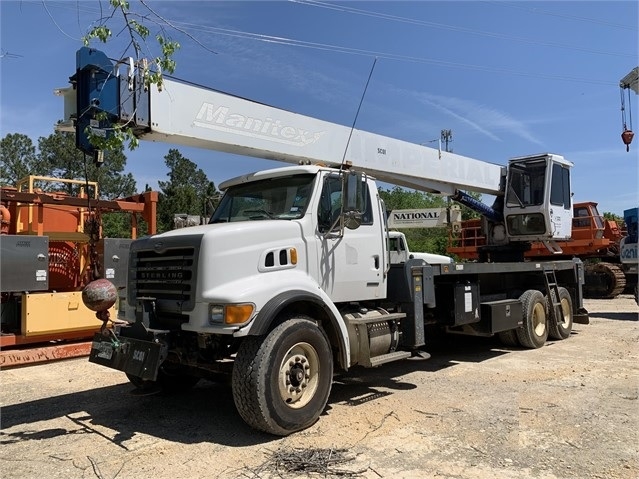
[379,186,447,210]
[84,112,140,154]
[80,0,181,153]
[0,133,49,186]
[101,211,150,239]
[37,131,136,200]
[157,149,219,232]
[603,211,623,223]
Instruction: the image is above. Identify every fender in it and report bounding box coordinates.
[248,289,349,367]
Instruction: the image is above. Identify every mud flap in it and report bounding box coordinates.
[89,333,165,381]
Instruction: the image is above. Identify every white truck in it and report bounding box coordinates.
[388,230,453,265]
[57,47,588,436]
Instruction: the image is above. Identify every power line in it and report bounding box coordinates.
[41,2,623,86]
[494,1,638,31]
[163,20,619,87]
[292,0,635,58]
[0,50,23,59]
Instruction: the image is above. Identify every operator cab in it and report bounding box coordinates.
[503,154,573,242]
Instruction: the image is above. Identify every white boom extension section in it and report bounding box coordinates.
[146,79,503,196]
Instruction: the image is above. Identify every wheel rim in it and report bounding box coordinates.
[532,302,546,336]
[278,342,320,409]
[559,297,571,329]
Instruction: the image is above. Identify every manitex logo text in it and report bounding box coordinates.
[194,103,325,146]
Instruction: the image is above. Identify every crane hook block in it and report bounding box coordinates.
[73,47,119,155]
[622,129,634,152]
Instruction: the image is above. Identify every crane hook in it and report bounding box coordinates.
[622,129,634,152]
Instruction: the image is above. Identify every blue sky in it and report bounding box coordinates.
[1,1,637,215]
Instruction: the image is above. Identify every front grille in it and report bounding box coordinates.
[129,246,197,311]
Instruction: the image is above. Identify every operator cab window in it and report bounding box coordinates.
[506,161,546,207]
[550,163,571,209]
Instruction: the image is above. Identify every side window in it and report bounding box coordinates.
[318,176,342,233]
[317,174,374,233]
[550,163,571,208]
[573,206,590,228]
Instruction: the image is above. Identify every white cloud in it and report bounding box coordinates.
[407,91,543,146]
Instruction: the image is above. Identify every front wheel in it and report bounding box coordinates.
[232,317,334,436]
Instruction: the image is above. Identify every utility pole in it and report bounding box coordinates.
[441,129,453,153]
[440,129,454,225]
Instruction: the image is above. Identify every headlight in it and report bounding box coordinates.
[209,304,224,323]
[209,303,255,325]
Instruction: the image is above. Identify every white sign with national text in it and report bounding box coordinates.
[387,208,461,229]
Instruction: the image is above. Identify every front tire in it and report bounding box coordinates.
[516,290,548,349]
[232,317,333,436]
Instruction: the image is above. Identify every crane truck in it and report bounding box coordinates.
[55,47,588,436]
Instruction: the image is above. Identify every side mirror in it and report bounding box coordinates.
[342,171,365,230]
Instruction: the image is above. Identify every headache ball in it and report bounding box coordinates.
[82,279,117,312]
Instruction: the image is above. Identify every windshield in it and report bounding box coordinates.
[506,161,547,207]
[210,174,315,223]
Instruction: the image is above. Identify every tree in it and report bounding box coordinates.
[603,211,623,223]
[0,133,48,186]
[2,130,142,238]
[78,1,190,153]
[157,149,219,232]
[38,131,136,200]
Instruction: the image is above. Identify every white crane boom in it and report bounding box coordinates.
[144,79,503,196]
[57,48,503,196]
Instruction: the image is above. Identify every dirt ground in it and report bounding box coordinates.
[1,295,637,479]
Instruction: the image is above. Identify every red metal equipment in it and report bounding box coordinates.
[0,176,158,367]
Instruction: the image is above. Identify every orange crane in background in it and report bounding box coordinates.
[0,176,158,367]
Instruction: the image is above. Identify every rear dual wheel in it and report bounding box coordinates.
[547,287,573,340]
[516,290,548,349]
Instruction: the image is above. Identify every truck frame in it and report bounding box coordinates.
[56,47,588,436]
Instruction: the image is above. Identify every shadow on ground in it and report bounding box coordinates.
[0,334,513,448]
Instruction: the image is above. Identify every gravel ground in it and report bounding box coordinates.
[1,295,637,479]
